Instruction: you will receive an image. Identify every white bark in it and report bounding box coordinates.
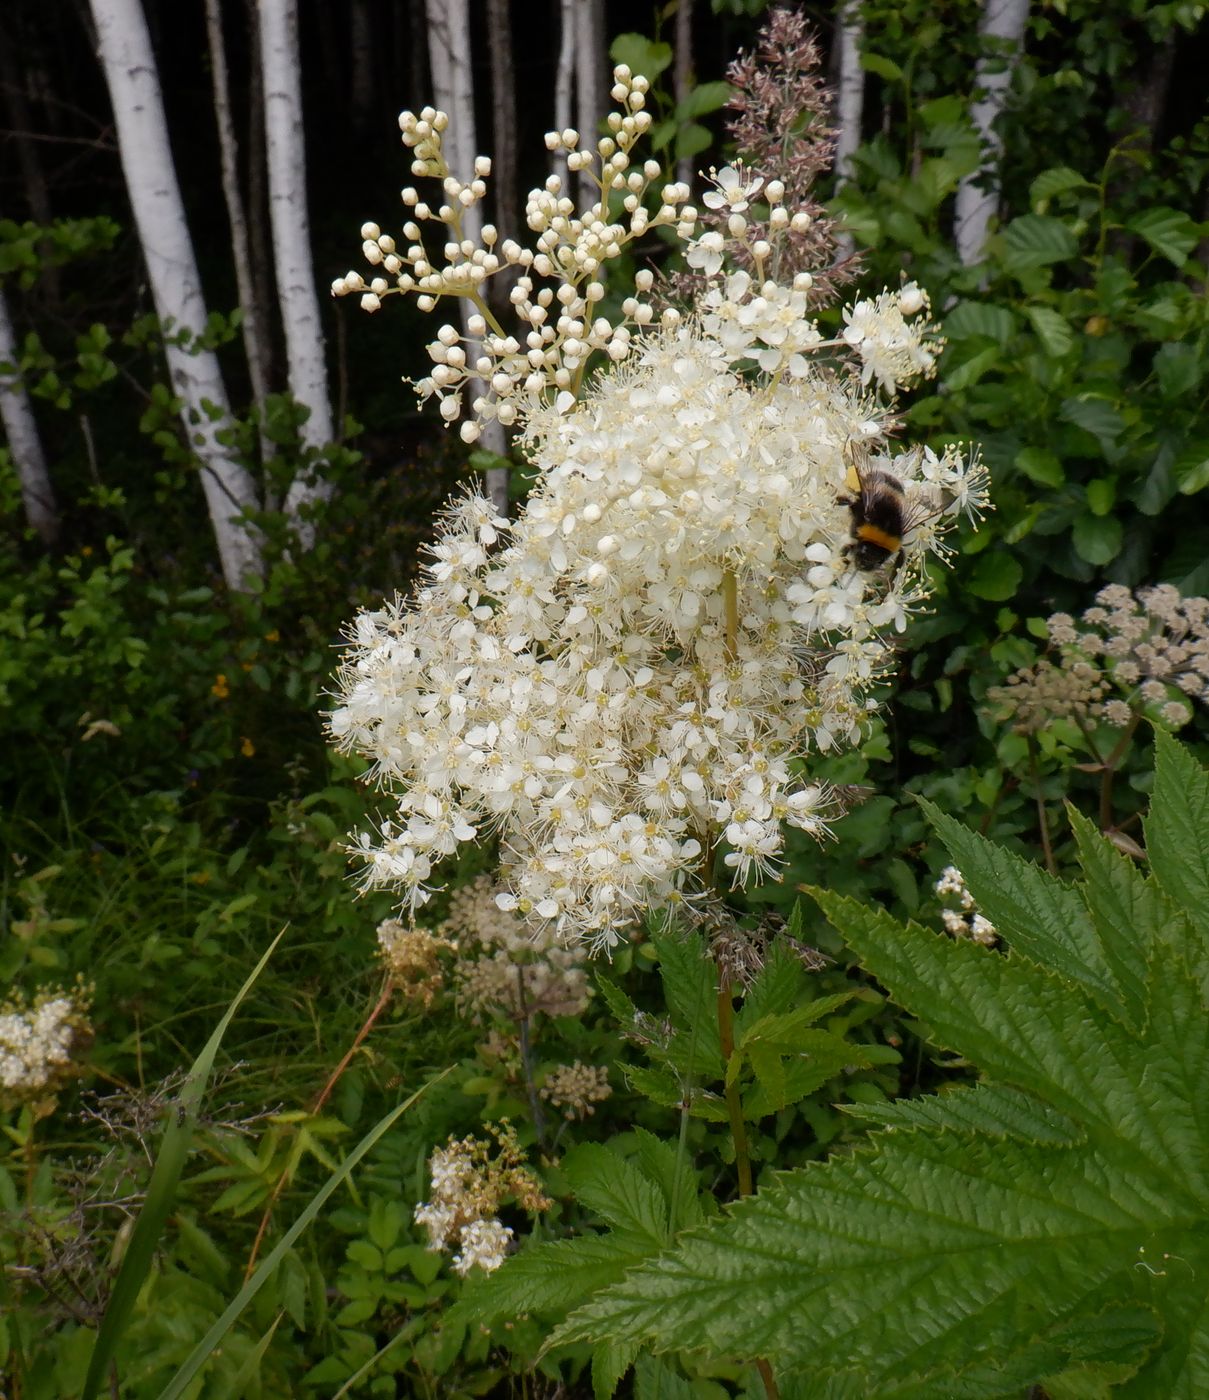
[90,0,261,588]
[259,0,335,524]
[553,0,575,195]
[574,0,606,206]
[424,0,480,240]
[673,0,694,187]
[833,0,866,261]
[425,0,508,515]
[204,0,273,467]
[954,0,1030,267]
[0,285,58,544]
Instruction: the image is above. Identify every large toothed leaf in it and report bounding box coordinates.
[923,800,1146,1025]
[550,751,1209,1395]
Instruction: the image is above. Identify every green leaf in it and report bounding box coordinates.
[609,34,672,79]
[1015,447,1065,488]
[1072,512,1123,565]
[922,802,1146,1026]
[592,1339,641,1399]
[548,747,1209,1395]
[942,302,1017,345]
[1145,731,1209,947]
[1154,343,1203,400]
[1030,166,1094,208]
[944,346,1001,390]
[563,1144,669,1249]
[156,1067,450,1400]
[1025,305,1075,358]
[999,214,1079,270]
[1128,207,1199,265]
[842,1081,1081,1145]
[81,930,287,1400]
[456,1235,644,1329]
[633,1355,698,1398]
[860,51,903,81]
[1060,395,1125,448]
[966,552,1022,601]
[652,924,722,1072]
[677,80,731,119]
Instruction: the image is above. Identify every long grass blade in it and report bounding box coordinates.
[155,1065,451,1400]
[80,928,287,1400]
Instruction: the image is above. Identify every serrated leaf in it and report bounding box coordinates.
[563,1144,669,1249]
[1025,305,1075,357]
[841,1081,1082,1145]
[922,802,1143,1024]
[652,924,722,1072]
[943,301,1017,344]
[633,1127,703,1233]
[633,1355,698,1399]
[1145,731,1209,947]
[456,1234,642,1329]
[1128,207,1199,265]
[554,859,1209,1394]
[592,1338,640,1399]
[1000,213,1079,270]
[1030,166,1094,207]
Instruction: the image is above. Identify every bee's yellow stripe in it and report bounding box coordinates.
[856,524,902,552]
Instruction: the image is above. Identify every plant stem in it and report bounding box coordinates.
[1026,734,1058,877]
[1099,710,1141,833]
[243,977,395,1281]
[514,968,547,1147]
[715,974,753,1198]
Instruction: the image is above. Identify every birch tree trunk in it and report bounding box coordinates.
[954,0,1030,267]
[204,0,273,467]
[0,285,59,544]
[89,0,262,589]
[486,0,518,243]
[553,0,575,195]
[425,0,508,515]
[673,0,694,188]
[258,0,335,526]
[575,0,606,204]
[833,0,866,261]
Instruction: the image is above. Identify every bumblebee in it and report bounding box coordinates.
[838,458,947,572]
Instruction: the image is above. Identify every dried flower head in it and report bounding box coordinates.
[413,1121,549,1275]
[437,875,591,1021]
[670,7,856,307]
[540,1060,612,1119]
[377,918,453,1008]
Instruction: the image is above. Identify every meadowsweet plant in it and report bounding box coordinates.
[413,1122,549,1276]
[328,68,989,956]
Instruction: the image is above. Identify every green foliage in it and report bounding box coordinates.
[546,735,1209,1396]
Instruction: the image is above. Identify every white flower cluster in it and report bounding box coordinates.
[413,1126,548,1276]
[332,66,696,442]
[934,865,997,946]
[330,310,985,950]
[0,992,89,1105]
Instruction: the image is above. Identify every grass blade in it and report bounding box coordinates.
[81,928,286,1400]
[156,1065,451,1400]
